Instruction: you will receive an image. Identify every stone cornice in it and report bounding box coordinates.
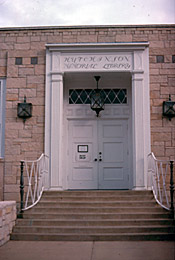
[0,24,174,31]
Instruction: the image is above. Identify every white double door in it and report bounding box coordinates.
[68,119,129,190]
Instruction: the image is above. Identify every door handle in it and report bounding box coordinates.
[99,155,102,161]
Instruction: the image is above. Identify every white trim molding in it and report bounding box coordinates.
[45,42,151,190]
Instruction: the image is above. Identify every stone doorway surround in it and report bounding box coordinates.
[44,43,151,191]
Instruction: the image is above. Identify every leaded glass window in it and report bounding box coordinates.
[69,89,127,104]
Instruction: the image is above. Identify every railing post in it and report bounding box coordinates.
[170,160,174,219]
[18,161,24,218]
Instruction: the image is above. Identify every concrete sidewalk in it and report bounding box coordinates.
[0,241,175,260]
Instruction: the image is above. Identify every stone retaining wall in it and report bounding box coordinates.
[0,201,16,246]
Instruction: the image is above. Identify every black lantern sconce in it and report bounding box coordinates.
[163,95,175,121]
[17,96,32,122]
[90,76,105,117]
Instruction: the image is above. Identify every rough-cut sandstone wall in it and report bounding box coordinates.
[0,25,174,201]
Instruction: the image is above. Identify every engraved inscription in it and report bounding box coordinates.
[62,54,132,71]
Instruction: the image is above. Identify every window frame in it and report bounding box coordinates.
[0,78,6,158]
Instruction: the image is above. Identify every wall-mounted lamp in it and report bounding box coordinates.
[90,76,105,117]
[17,96,32,122]
[163,95,175,121]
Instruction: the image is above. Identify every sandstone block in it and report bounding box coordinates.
[17,36,30,43]
[98,36,115,42]
[150,84,160,91]
[150,75,168,84]
[7,77,26,89]
[4,185,19,193]
[160,69,175,75]
[4,175,16,185]
[0,43,14,50]
[152,146,165,156]
[160,86,170,95]
[18,129,32,138]
[31,42,45,50]
[63,36,77,43]
[165,148,175,157]
[19,88,36,98]
[34,65,45,75]
[116,34,132,42]
[27,75,44,84]
[168,78,175,86]
[150,91,160,99]
[14,43,30,50]
[0,66,6,77]
[19,67,34,76]
[5,129,18,139]
[31,36,40,41]
[150,41,164,48]
[151,120,163,127]
[153,132,171,142]
[150,69,159,75]
[6,93,18,101]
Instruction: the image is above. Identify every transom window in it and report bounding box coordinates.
[69,89,127,104]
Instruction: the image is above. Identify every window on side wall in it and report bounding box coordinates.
[0,79,6,158]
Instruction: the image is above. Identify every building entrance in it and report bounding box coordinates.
[45,43,151,191]
[68,119,129,189]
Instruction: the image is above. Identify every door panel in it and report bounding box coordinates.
[68,120,98,189]
[98,120,129,189]
[103,142,124,162]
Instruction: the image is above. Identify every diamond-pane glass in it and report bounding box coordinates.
[69,89,127,104]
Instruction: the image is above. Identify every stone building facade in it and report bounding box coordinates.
[0,25,174,202]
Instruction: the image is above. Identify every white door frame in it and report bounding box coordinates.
[45,43,151,190]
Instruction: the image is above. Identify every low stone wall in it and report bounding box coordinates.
[0,201,16,246]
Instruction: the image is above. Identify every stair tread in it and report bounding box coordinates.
[17,218,172,221]
[14,226,174,230]
[11,232,175,236]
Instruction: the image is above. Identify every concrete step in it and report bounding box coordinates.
[25,206,167,214]
[16,219,174,227]
[43,190,152,195]
[11,233,175,241]
[21,212,172,220]
[36,201,156,207]
[13,225,175,234]
[41,195,154,202]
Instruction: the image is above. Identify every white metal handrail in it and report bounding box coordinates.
[147,152,173,211]
[22,154,49,211]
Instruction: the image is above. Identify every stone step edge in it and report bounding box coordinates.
[21,212,171,217]
[15,225,174,229]
[37,201,156,204]
[16,218,173,222]
[10,232,175,241]
[26,206,164,209]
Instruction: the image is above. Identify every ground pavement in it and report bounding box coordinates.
[0,241,175,260]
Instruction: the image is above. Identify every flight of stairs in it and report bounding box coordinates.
[11,190,175,241]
